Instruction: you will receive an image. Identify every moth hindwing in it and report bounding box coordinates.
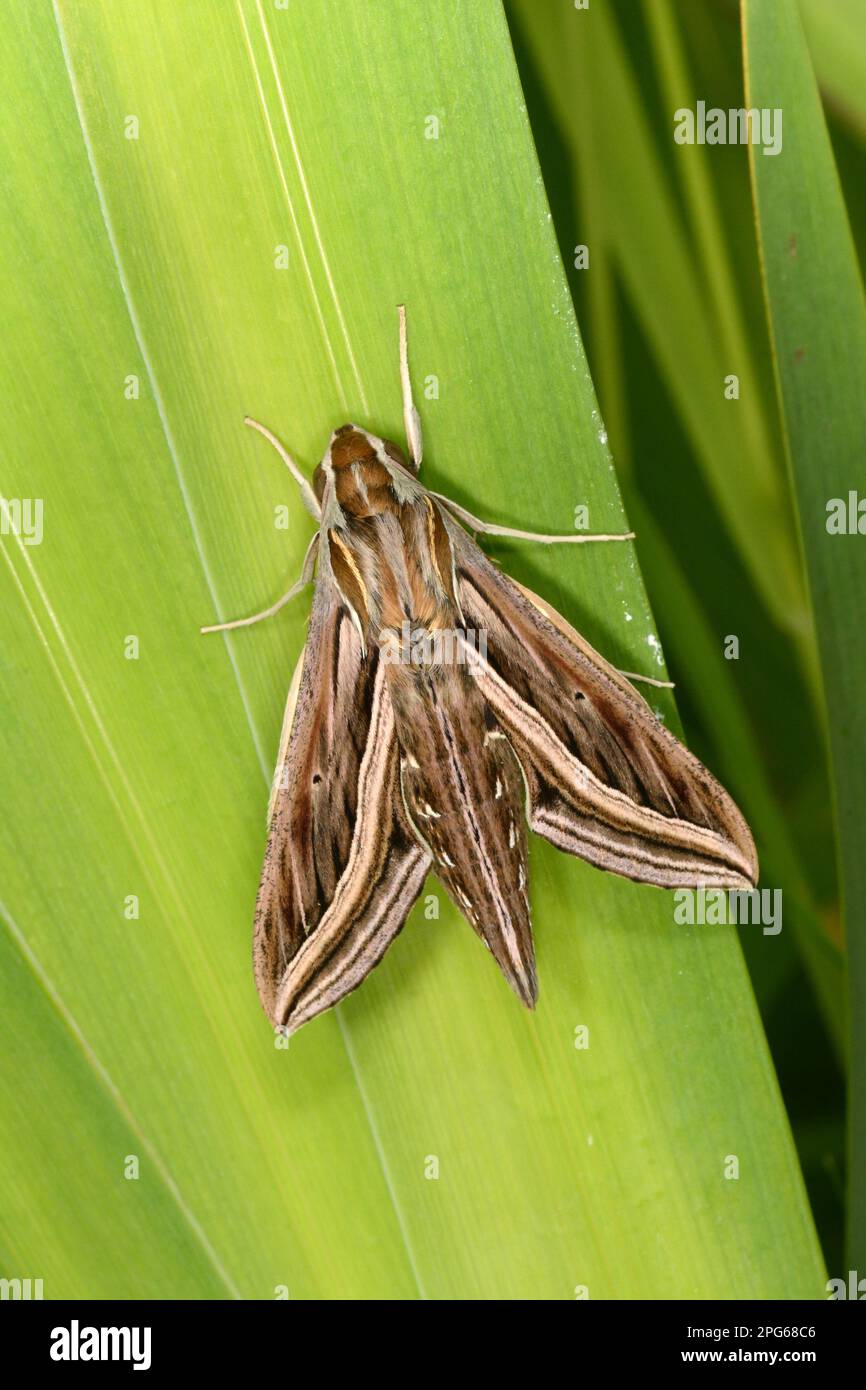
[203,307,758,1036]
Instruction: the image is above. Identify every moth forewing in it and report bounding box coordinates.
[511,578,658,710]
[269,659,431,1035]
[252,574,428,1029]
[267,642,306,826]
[446,519,757,891]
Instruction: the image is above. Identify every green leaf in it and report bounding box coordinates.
[511,0,809,645]
[0,0,823,1298]
[743,0,866,1268]
[799,0,866,140]
[625,496,845,1064]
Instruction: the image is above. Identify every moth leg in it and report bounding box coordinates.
[201,533,319,635]
[432,492,634,545]
[617,668,675,690]
[244,416,321,520]
[398,303,423,472]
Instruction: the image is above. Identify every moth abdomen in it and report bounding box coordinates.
[388,660,537,1007]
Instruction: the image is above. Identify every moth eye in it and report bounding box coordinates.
[312,773,322,785]
[574,691,586,701]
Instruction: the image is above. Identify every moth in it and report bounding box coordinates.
[203,308,758,1036]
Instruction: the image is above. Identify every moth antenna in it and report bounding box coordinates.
[244,416,321,520]
[617,670,675,690]
[431,491,633,545]
[398,304,423,472]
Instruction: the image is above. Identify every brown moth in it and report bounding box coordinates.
[203,308,758,1036]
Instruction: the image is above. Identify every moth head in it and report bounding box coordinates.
[313,424,414,505]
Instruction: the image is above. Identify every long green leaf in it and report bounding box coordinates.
[511,0,839,1043]
[799,0,866,140]
[743,0,866,1269]
[512,0,808,643]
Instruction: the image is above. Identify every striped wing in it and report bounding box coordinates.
[254,578,431,1034]
[449,522,758,890]
[387,658,538,1007]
